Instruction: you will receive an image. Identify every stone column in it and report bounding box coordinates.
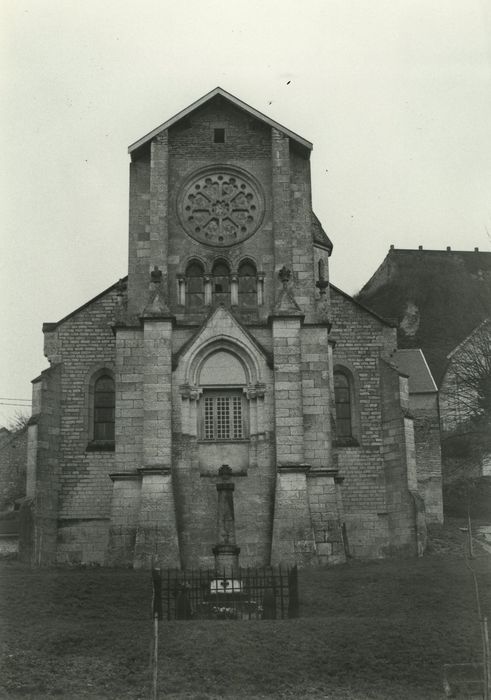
[271,465,316,566]
[271,128,292,301]
[149,132,169,286]
[307,468,346,565]
[270,271,305,466]
[134,467,180,568]
[213,465,240,571]
[106,472,141,566]
[142,318,172,470]
[133,268,180,568]
[127,130,169,319]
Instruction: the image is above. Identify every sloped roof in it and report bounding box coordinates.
[392,349,437,394]
[128,87,313,154]
[330,284,396,327]
[312,212,333,253]
[42,278,125,331]
[447,317,491,361]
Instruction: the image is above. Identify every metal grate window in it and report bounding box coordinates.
[202,392,244,440]
[204,396,214,440]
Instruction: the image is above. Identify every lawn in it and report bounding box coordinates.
[1,522,490,699]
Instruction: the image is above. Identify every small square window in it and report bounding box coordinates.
[213,128,225,143]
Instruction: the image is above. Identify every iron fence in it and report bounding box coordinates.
[158,566,298,621]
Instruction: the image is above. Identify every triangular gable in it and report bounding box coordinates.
[330,284,396,327]
[173,305,273,375]
[446,317,491,361]
[128,87,313,154]
[42,277,127,332]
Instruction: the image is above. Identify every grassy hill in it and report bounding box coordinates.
[1,521,490,699]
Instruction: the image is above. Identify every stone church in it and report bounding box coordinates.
[22,88,441,568]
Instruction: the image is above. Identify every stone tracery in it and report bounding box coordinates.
[178,168,264,246]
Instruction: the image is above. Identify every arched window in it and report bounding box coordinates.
[334,371,352,439]
[238,260,257,307]
[186,261,205,308]
[198,350,247,441]
[93,374,115,442]
[212,260,230,305]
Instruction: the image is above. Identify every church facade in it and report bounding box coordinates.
[22,88,439,568]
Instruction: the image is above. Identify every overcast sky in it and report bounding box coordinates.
[1,0,491,426]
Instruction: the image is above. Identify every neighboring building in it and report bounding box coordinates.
[391,349,442,522]
[357,247,491,386]
[357,247,491,486]
[0,427,27,512]
[22,88,441,568]
[0,426,28,554]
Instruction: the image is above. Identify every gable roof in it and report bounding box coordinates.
[330,284,396,327]
[128,87,313,154]
[446,317,491,361]
[172,304,273,370]
[392,349,438,394]
[42,278,126,332]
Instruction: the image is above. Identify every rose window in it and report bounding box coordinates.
[178,168,264,246]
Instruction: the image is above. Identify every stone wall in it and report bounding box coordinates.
[329,287,399,557]
[411,393,443,522]
[379,361,417,556]
[41,287,119,564]
[22,364,62,565]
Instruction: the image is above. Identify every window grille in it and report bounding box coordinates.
[202,392,244,440]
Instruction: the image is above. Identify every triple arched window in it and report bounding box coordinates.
[179,259,263,309]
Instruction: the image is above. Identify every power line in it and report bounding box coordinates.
[0,402,32,407]
[0,397,31,402]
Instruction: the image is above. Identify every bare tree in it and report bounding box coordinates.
[441,319,491,462]
[6,410,30,433]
